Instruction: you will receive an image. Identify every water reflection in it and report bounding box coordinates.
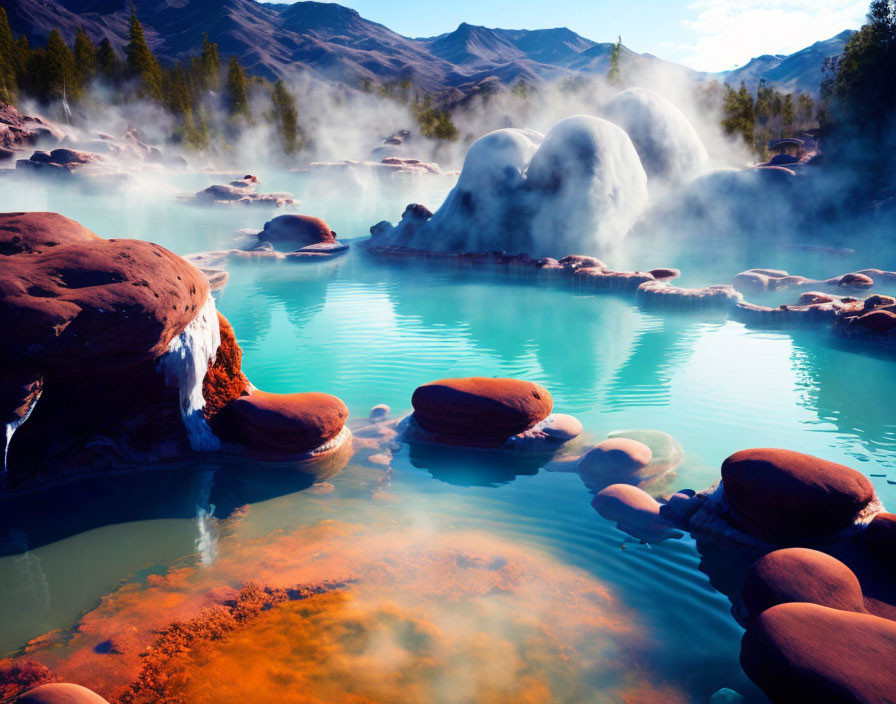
[407,442,546,487]
[606,316,710,409]
[0,446,350,557]
[790,331,896,469]
[216,260,335,346]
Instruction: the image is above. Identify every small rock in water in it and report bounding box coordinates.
[660,491,701,524]
[368,403,391,422]
[541,413,583,441]
[592,484,683,542]
[579,438,652,487]
[709,688,744,704]
[367,453,391,466]
[308,482,335,495]
[608,428,684,473]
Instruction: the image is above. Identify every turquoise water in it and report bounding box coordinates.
[3,171,896,702]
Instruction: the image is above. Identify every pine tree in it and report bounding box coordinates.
[0,7,16,102]
[11,36,30,91]
[164,64,192,116]
[411,94,458,141]
[721,82,755,147]
[781,93,794,134]
[73,27,97,86]
[126,10,163,100]
[200,33,219,90]
[40,29,80,102]
[796,93,815,128]
[225,54,250,120]
[96,38,121,81]
[270,79,299,153]
[608,36,622,85]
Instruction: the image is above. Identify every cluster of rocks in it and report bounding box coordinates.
[16,148,106,177]
[366,230,896,348]
[590,447,895,703]
[835,293,896,341]
[0,212,351,489]
[186,175,295,208]
[365,235,745,313]
[73,127,184,167]
[300,157,443,178]
[3,112,188,180]
[732,267,877,295]
[185,214,349,287]
[0,102,62,161]
[732,281,896,338]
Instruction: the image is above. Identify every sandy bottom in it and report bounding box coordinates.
[2,506,687,704]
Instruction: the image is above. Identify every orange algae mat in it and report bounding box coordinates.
[3,511,688,703]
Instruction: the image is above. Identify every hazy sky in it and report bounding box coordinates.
[324,0,869,72]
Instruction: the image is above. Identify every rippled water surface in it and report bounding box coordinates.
[3,171,896,702]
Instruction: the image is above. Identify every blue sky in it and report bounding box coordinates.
[326,0,869,72]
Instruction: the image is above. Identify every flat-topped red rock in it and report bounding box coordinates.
[411,377,552,447]
[230,390,349,455]
[721,448,874,542]
[258,214,337,250]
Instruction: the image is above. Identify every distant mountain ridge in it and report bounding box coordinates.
[717,30,854,94]
[2,0,853,96]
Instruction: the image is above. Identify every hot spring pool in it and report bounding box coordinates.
[2,174,896,703]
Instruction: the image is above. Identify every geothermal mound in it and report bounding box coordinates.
[370,116,649,258]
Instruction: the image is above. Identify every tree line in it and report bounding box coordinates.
[712,80,817,159]
[359,77,459,141]
[820,0,895,186]
[0,7,301,153]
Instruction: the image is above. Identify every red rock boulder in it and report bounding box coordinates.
[0,211,99,255]
[741,603,896,703]
[0,212,212,484]
[258,214,336,250]
[411,377,552,447]
[742,548,866,622]
[721,449,875,542]
[230,390,348,455]
[2,237,208,371]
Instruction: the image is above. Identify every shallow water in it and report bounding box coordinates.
[3,170,896,702]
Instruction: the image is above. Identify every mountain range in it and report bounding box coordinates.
[2,0,853,96]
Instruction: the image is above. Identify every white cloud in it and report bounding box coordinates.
[678,0,868,72]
